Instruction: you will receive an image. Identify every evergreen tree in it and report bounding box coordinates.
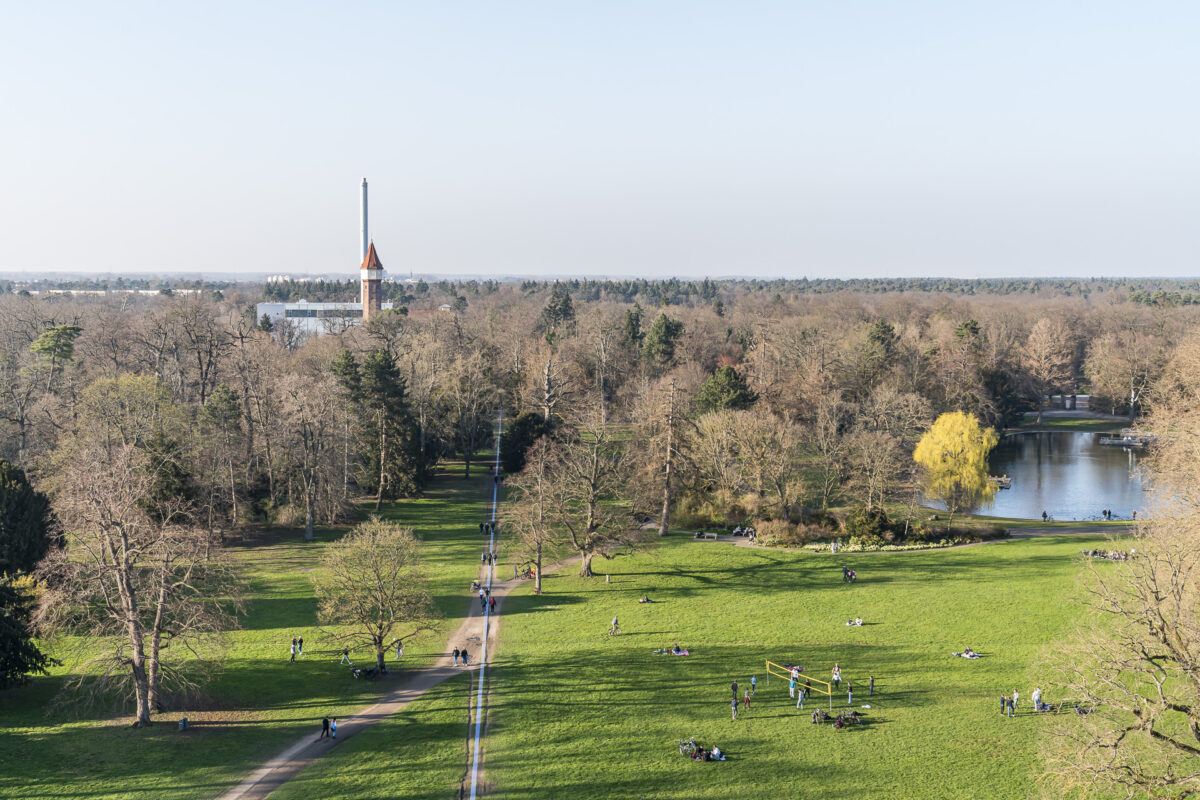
[359,350,424,508]
[0,575,56,689]
[643,313,684,366]
[0,459,55,575]
[500,412,551,474]
[694,366,758,413]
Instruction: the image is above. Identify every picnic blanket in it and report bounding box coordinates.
[653,648,690,656]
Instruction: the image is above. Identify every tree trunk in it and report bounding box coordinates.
[229,458,238,526]
[376,422,387,512]
[534,539,543,594]
[659,380,674,537]
[376,645,387,671]
[579,550,594,577]
[305,485,315,541]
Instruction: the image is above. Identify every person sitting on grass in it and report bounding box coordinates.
[672,643,682,655]
[638,594,653,603]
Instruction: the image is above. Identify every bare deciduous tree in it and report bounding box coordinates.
[37,440,241,726]
[312,518,437,670]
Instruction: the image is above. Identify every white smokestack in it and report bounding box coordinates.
[360,178,368,264]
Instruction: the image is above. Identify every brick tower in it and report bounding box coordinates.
[360,242,384,323]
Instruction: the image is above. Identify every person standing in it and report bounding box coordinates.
[732,679,738,700]
[750,675,757,695]
[1012,689,1019,713]
[452,647,460,666]
[297,635,303,656]
[1032,687,1042,711]
[847,682,853,707]
[832,664,841,690]
[610,616,619,635]
[869,675,875,696]
[1000,693,1007,716]
[318,717,330,740]
[340,647,351,665]
[290,641,296,663]
[731,696,738,721]
[789,674,797,699]
[742,689,751,711]
[395,640,403,660]
[331,718,337,739]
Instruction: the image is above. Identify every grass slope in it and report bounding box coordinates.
[278,532,1121,800]
[0,464,489,800]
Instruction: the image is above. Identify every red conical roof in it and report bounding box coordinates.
[361,242,383,270]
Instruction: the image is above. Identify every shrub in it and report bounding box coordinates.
[757,519,826,547]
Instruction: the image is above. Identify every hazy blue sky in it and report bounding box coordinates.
[1,2,1197,278]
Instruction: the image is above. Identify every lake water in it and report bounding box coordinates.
[928,431,1147,521]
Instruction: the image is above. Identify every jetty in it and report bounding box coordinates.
[1099,429,1156,448]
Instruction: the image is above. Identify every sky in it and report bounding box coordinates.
[1,1,1198,279]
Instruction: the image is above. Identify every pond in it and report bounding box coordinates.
[928,431,1147,521]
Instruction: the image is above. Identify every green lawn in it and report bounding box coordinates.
[0,464,490,800]
[278,530,1123,800]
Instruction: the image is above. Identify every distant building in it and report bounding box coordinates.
[256,243,391,336]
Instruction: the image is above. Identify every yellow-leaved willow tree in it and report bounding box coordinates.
[912,411,999,530]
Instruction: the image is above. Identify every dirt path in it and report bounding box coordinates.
[220,561,506,800]
[219,551,583,800]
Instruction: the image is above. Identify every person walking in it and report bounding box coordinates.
[297,635,303,656]
[869,675,875,696]
[290,641,296,663]
[479,589,486,611]
[847,682,853,707]
[796,682,804,710]
[481,551,487,565]
[340,647,351,665]
[732,679,738,700]
[1012,689,1019,713]
[750,675,757,695]
[489,596,496,613]
[461,647,470,666]
[742,689,751,711]
[318,717,330,741]
[789,674,797,699]
[331,718,337,739]
[832,664,841,690]
[731,696,738,721]
[452,647,460,666]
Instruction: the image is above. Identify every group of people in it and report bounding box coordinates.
[481,549,497,565]
[731,526,757,537]
[289,635,304,662]
[953,647,980,659]
[841,566,857,583]
[478,521,496,536]
[845,617,864,626]
[1000,687,1048,716]
[452,646,471,666]
[1082,548,1130,560]
[316,716,338,741]
[477,586,497,614]
[1099,509,1131,520]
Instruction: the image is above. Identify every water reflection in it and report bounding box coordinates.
[927,432,1146,521]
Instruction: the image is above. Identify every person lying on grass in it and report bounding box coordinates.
[845,617,863,626]
[638,594,653,603]
[952,648,980,659]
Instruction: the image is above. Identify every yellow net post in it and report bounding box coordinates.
[766,660,834,711]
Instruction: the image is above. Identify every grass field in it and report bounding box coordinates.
[276,529,1125,800]
[0,464,491,800]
